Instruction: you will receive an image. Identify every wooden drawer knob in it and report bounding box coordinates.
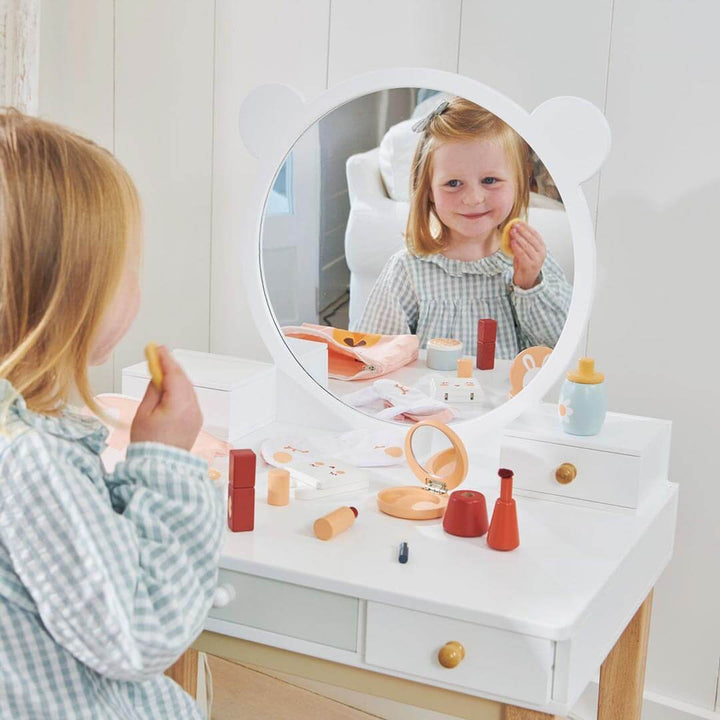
[555,463,577,484]
[438,641,465,668]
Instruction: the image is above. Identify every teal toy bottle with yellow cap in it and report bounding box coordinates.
[558,358,607,436]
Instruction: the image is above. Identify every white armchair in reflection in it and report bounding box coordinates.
[344,145,574,330]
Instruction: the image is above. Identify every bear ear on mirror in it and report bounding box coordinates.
[530,96,611,185]
[239,83,306,160]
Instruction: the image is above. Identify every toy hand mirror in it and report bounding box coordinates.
[376,420,469,520]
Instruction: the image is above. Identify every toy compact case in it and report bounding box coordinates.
[377,420,469,520]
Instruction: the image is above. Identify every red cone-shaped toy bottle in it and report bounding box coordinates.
[487,468,519,551]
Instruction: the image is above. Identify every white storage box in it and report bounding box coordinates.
[122,349,276,442]
[499,404,671,510]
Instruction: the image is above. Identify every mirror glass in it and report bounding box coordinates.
[409,424,456,481]
[261,87,573,424]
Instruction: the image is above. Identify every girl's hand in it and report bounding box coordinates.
[130,345,203,451]
[510,221,546,290]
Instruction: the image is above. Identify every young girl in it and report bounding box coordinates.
[353,97,572,359]
[0,111,223,718]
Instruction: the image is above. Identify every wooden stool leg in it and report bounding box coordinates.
[165,648,199,698]
[502,706,559,719]
[598,591,653,720]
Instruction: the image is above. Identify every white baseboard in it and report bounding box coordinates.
[569,682,719,720]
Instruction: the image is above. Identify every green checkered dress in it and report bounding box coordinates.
[0,380,224,718]
[352,250,572,358]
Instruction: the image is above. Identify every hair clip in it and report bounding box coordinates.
[411,100,450,134]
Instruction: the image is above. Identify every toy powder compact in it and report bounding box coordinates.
[377,420,469,520]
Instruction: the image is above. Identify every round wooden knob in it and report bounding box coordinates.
[438,641,465,668]
[555,462,577,484]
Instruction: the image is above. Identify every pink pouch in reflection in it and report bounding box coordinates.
[282,324,419,381]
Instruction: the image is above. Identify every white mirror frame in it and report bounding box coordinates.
[239,68,606,436]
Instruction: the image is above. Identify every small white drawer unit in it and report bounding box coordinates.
[499,406,671,509]
[122,349,276,442]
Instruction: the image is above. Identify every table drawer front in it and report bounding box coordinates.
[500,436,642,507]
[209,569,359,651]
[365,602,553,704]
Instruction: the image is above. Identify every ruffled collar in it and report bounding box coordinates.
[415,250,512,277]
[0,378,108,454]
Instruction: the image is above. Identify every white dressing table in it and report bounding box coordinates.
[161,68,676,719]
[165,408,676,720]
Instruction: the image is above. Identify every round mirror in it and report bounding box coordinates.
[407,422,462,486]
[241,69,607,436]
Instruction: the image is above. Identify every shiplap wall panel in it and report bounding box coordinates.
[38,0,115,393]
[458,0,613,233]
[113,1,215,387]
[590,0,720,710]
[211,0,330,360]
[328,0,461,86]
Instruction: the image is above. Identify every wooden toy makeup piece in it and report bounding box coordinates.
[500,218,522,256]
[228,449,256,532]
[144,342,163,389]
[456,357,474,378]
[313,506,358,540]
[476,318,497,371]
[267,468,290,506]
[509,346,552,398]
[376,420,469,520]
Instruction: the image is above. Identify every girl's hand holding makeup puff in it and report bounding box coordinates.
[130,345,203,451]
[510,221,546,290]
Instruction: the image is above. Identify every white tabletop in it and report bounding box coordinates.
[216,423,677,642]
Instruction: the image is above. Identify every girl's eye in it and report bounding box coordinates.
[447,179,461,188]
[482,177,498,185]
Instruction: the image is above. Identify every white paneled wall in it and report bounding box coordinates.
[37,1,720,717]
[211,0,330,361]
[459,0,613,230]
[327,0,462,84]
[37,0,115,392]
[113,1,215,388]
[591,0,720,711]
[39,0,215,390]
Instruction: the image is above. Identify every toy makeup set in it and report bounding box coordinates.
[224,414,520,555]
[376,419,520,550]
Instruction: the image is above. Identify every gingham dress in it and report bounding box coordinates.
[0,380,224,719]
[352,250,572,358]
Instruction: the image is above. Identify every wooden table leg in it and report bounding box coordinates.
[165,648,199,698]
[502,706,558,719]
[598,591,653,720]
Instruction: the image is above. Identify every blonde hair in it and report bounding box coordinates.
[0,109,141,416]
[407,97,530,255]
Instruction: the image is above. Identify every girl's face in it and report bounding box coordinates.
[429,138,516,247]
[89,233,141,366]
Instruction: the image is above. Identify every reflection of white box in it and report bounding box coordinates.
[284,337,328,388]
[121,349,276,441]
[430,375,484,403]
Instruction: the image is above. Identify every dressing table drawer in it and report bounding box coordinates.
[500,409,671,509]
[501,436,644,507]
[209,569,359,651]
[364,602,553,704]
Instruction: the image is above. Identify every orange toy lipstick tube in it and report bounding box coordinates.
[313,506,358,540]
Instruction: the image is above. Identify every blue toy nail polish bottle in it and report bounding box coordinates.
[558,358,607,436]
